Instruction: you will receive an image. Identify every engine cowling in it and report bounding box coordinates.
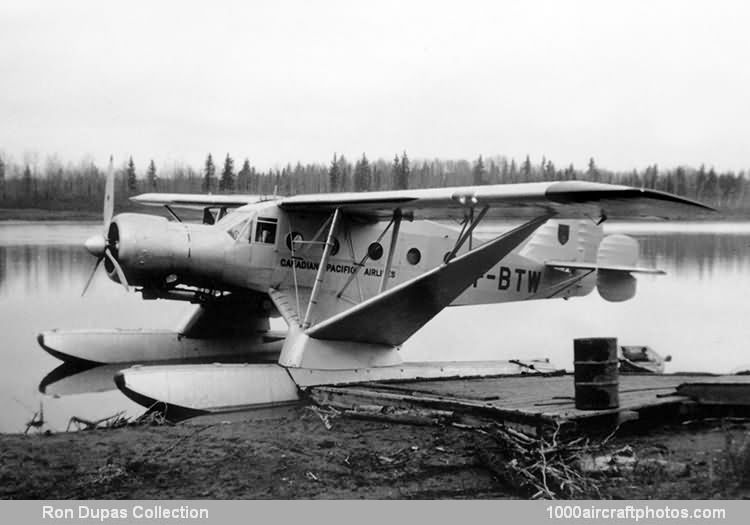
[105,214,188,286]
[106,213,231,289]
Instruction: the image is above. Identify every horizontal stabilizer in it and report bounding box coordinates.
[545,260,665,275]
[306,215,550,346]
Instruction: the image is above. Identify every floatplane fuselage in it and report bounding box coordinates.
[38,166,712,419]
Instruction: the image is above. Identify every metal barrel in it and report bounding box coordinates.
[574,338,619,410]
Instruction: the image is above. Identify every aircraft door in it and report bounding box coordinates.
[251,215,280,270]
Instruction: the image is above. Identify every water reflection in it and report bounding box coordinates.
[638,234,750,279]
[0,244,93,297]
[39,363,122,396]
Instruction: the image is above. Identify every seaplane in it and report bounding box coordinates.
[37,160,712,419]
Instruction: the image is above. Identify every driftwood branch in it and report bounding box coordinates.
[468,422,608,499]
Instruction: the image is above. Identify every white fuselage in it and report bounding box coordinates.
[193,202,602,325]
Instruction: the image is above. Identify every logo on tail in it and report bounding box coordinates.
[557,224,570,245]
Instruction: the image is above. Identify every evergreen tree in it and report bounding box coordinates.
[520,155,532,181]
[564,163,577,180]
[544,160,556,180]
[22,164,33,202]
[674,166,687,196]
[372,165,381,190]
[705,167,718,202]
[392,151,410,190]
[500,159,510,183]
[353,154,372,192]
[126,156,137,192]
[400,151,410,189]
[237,159,251,192]
[337,154,350,192]
[390,154,401,189]
[219,153,235,192]
[0,156,5,200]
[328,153,341,192]
[489,160,500,184]
[586,157,599,182]
[146,159,157,190]
[203,153,215,192]
[695,164,707,199]
[472,155,486,185]
[509,159,518,182]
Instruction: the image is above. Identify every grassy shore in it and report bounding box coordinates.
[1,407,749,499]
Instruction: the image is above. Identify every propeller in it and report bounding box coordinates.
[81,156,130,296]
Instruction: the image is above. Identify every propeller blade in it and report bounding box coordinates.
[104,248,130,293]
[103,155,114,231]
[81,257,103,297]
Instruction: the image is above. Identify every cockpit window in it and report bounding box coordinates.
[218,211,252,241]
[226,218,251,241]
[255,217,278,244]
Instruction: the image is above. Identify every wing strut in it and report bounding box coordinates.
[445,205,489,262]
[378,209,402,293]
[336,215,397,299]
[302,208,342,328]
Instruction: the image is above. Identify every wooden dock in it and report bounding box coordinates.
[307,373,750,436]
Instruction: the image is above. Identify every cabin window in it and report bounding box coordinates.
[286,232,303,251]
[368,242,383,261]
[406,248,421,265]
[330,237,340,256]
[255,217,278,244]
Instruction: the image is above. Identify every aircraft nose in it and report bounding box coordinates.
[84,234,106,257]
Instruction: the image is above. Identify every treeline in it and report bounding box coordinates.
[0,152,748,214]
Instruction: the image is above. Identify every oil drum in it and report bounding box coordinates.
[574,338,619,410]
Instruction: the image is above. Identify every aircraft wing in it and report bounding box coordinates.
[278,181,713,220]
[131,193,273,210]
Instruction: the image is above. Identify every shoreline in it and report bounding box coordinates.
[1,406,749,499]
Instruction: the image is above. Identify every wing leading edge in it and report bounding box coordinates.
[278,181,713,220]
[131,193,274,210]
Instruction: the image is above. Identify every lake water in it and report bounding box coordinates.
[1,220,749,433]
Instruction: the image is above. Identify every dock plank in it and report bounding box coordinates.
[308,373,750,432]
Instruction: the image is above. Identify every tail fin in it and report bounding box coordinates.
[545,234,664,302]
[520,219,603,264]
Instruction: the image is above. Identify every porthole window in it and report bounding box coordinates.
[368,242,384,261]
[406,248,421,265]
[329,237,340,256]
[286,231,303,251]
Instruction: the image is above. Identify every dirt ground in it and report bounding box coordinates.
[1,406,749,499]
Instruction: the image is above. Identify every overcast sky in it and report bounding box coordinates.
[2,0,750,173]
